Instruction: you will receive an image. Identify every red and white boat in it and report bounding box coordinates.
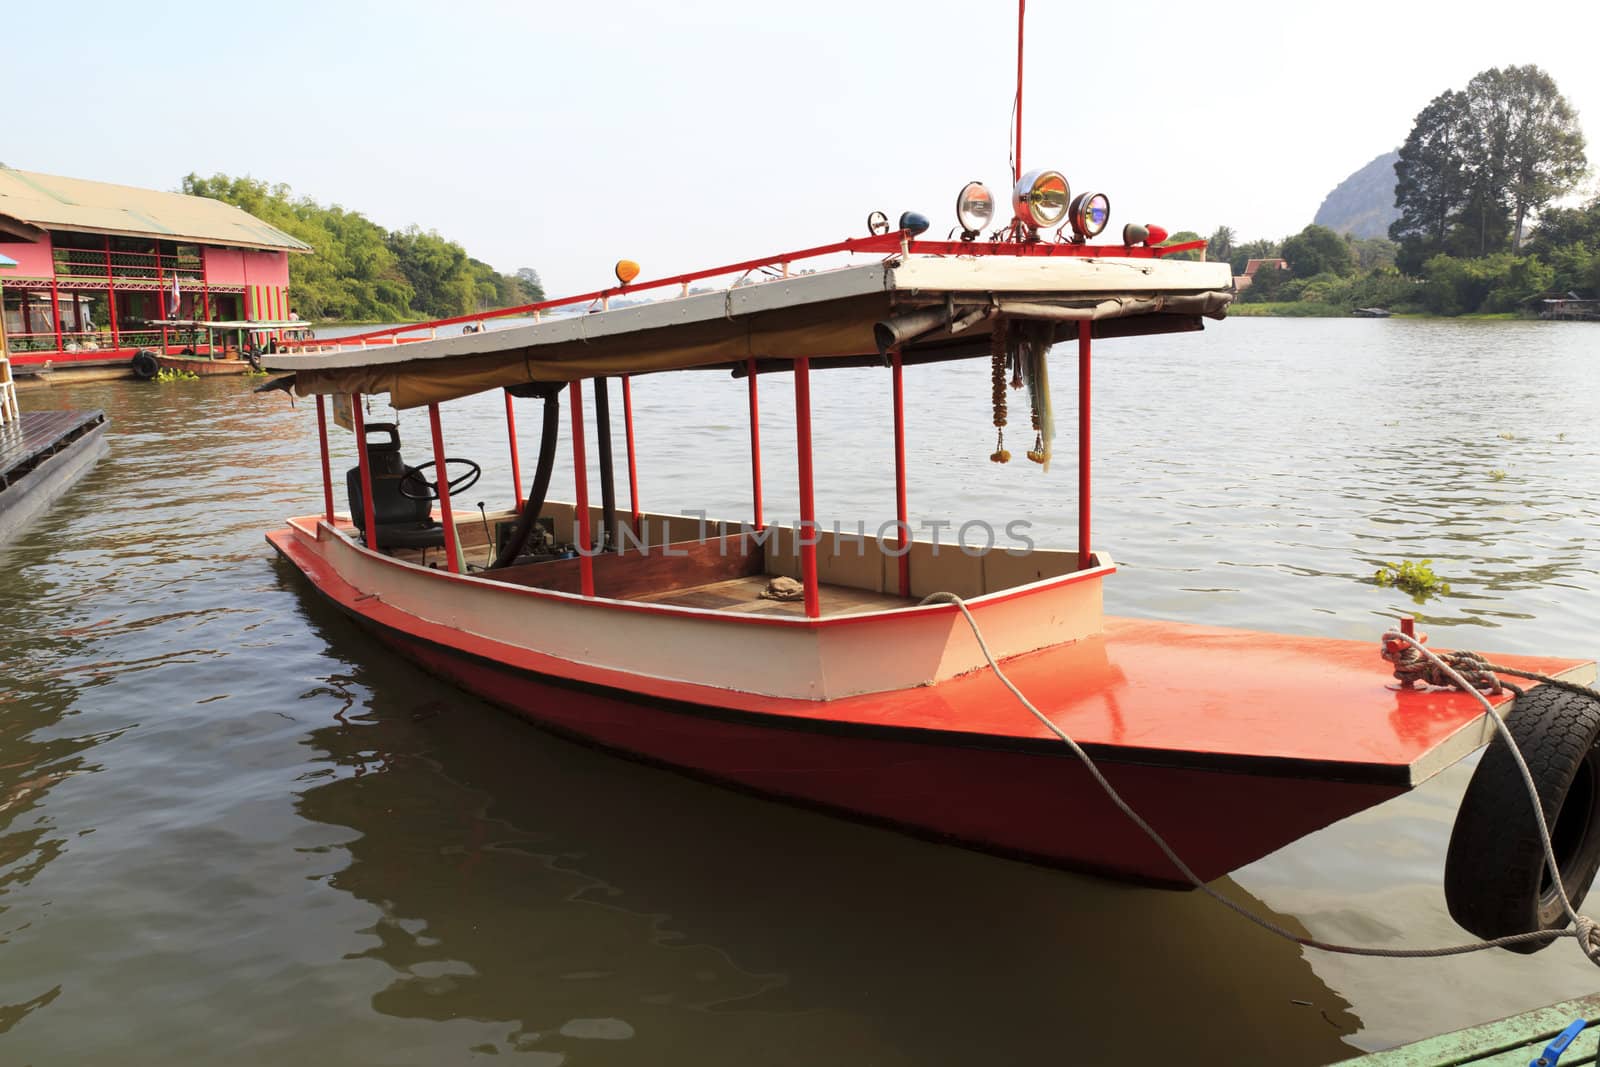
[259,12,1599,949]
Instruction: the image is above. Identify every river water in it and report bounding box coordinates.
[2,318,1598,1064]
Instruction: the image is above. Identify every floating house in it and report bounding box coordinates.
[0,166,311,372]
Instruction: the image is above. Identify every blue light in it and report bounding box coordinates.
[898,211,930,237]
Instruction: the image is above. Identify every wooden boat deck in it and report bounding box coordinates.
[631,574,915,617]
[0,409,106,489]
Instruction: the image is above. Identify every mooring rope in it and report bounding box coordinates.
[920,591,1600,966]
[1384,639,1600,705]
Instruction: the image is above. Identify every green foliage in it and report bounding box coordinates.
[155,367,199,382]
[1230,238,1280,277]
[1351,237,1399,272]
[515,268,545,303]
[1538,242,1600,296]
[1159,230,1204,261]
[1418,253,1553,314]
[1206,226,1235,264]
[1281,224,1354,279]
[1226,301,1346,317]
[181,173,538,322]
[1374,559,1451,601]
[1238,261,1291,302]
[1392,67,1586,269]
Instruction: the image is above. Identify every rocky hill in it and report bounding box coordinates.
[1313,151,1401,239]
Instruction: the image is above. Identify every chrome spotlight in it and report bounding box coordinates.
[955,181,995,240]
[1012,169,1070,229]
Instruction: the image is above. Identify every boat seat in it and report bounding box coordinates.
[345,422,446,551]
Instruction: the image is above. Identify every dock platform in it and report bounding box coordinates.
[1351,994,1600,1065]
[0,409,108,542]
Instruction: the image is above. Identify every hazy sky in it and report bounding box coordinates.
[7,1,1598,295]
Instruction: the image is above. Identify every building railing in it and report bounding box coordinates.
[4,329,118,353]
[52,248,205,284]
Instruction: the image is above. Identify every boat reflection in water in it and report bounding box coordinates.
[0,558,131,1034]
[288,584,1362,1064]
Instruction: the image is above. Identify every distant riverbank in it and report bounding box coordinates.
[1229,303,1527,320]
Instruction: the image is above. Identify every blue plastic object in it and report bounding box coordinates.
[1532,1018,1588,1067]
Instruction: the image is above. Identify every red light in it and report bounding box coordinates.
[1145,225,1169,245]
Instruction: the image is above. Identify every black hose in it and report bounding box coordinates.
[488,384,563,570]
[594,376,618,553]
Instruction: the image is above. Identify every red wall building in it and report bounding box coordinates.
[0,166,310,368]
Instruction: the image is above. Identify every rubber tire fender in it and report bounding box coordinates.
[1444,684,1600,953]
[131,350,159,379]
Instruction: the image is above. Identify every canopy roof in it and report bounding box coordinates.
[0,167,312,253]
[266,255,1232,409]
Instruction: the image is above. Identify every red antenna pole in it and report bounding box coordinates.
[1014,0,1025,184]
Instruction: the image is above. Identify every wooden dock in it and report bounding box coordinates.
[0,409,108,541]
[1350,994,1600,1065]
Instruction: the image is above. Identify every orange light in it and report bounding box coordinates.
[614,260,640,285]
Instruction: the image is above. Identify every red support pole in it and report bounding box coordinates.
[570,380,595,596]
[154,246,169,352]
[428,403,461,574]
[1078,320,1092,571]
[794,357,820,619]
[200,249,212,327]
[503,389,524,510]
[746,359,764,530]
[350,395,380,552]
[621,374,641,526]
[1014,0,1025,184]
[102,237,120,350]
[891,350,910,597]
[48,278,62,353]
[315,394,335,524]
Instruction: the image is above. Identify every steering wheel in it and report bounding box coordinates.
[398,458,482,500]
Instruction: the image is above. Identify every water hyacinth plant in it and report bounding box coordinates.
[1375,559,1452,602]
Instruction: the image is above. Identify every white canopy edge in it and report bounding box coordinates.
[264,255,1233,374]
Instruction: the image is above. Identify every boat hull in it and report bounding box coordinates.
[155,354,254,376]
[376,617,1404,886]
[271,523,1405,886]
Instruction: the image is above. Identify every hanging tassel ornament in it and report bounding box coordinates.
[990,323,1011,463]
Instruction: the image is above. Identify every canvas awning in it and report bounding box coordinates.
[265,255,1234,409]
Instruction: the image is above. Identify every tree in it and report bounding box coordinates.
[1240,260,1291,302]
[516,268,545,303]
[1391,89,1471,271]
[1281,224,1353,278]
[1159,230,1204,261]
[1527,196,1600,252]
[1392,68,1587,267]
[1490,66,1587,251]
[387,226,476,318]
[1206,226,1235,264]
[182,171,535,322]
[1230,238,1279,277]
[1351,237,1399,271]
